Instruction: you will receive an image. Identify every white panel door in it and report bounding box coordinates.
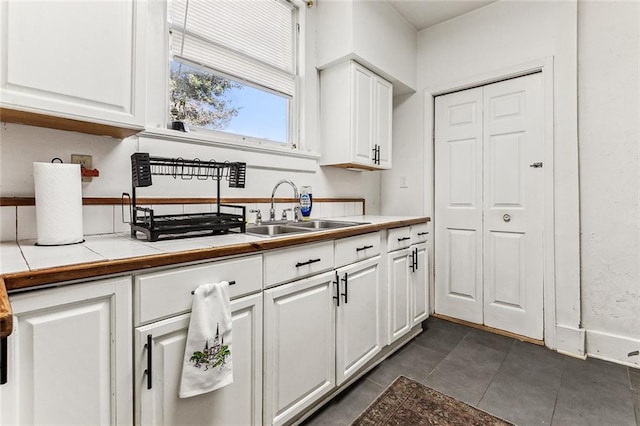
[435,73,544,340]
[135,293,263,426]
[482,74,544,339]
[434,87,484,323]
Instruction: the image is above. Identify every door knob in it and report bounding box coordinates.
[503,214,511,222]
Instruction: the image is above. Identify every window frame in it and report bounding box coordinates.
[166,0,303,151]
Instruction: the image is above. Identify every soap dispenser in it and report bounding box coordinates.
[300,186,312,220]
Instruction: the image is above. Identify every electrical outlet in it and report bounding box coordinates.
[71,154,93,182]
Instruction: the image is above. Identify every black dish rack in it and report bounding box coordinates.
[124,153,247,242]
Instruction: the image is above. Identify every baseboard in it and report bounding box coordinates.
[555,324,586,359]
[432,313,544,346]
[586,329,640,368]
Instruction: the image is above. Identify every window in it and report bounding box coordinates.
[168,0,299,147]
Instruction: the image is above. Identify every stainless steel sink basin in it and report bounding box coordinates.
[290,220,367,229]
[245,224,313,237]
[245,219,368,237]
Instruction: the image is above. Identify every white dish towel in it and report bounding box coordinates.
[179,281,233,398]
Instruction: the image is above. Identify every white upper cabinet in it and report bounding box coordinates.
[0,0,146,137]
[320,60,392,170]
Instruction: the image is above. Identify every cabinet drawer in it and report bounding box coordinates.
[335,232,380,268]
[387,227,412,252]
[411,223,430,244]
[264,241,334,288]
[135,255,262,325]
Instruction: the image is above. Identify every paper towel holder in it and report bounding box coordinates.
[33,158,86,246]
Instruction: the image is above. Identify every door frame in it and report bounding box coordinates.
[425,57,556,348]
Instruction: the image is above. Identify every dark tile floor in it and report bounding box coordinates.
[303,317,640,426]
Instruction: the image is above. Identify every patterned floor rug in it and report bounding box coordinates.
[352,376,514,426]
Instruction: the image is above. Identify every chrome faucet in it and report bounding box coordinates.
[270,179,300,222]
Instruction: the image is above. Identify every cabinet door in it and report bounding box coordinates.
[351,63,374,166]
[411,243,430,326]
[388,248,412,344]
[373,76,393,169]
[335,256,383,386]
[135,293,262,426]
[1,277,132,426]
[263,272,336,426]
[0,0,145,127]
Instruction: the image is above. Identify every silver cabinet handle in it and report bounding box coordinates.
[503,214,511,222]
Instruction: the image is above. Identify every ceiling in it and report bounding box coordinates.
[385,0,498,31]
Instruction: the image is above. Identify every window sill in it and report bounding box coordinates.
[141,127,321,160]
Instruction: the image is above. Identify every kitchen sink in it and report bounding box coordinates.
[245,224,313,237]
[245,219,369,237]
[289,220,367,229]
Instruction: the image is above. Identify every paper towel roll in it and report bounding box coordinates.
[34,162,84,245]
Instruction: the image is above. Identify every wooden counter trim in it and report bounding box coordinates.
[329,163,385,171]
[1,197,366,207]
[0,278,12,338]
[2,217,429,292]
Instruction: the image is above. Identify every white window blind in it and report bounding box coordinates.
[169,0,296,96]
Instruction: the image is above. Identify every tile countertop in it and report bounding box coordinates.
[0,215,429,337]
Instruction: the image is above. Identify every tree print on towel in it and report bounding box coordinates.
[189,323,230,371]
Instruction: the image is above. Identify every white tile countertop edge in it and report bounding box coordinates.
[0,216,426,276]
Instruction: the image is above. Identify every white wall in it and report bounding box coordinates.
[0,124,381,205]
[383,0,640,365]
[578,0,640,366]
[382,0,581,354]
[351,0,417,93]
[316,0,417,94]
[0,2,382,216]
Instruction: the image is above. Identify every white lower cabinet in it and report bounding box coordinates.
[263,271,336,426]
[134,292,263,426]
[387,228,430,344]
[335,256,383,385]
[0,277,132,425]
[263,254,383,425]
[388,247,412,342]
[411,242,429,327]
